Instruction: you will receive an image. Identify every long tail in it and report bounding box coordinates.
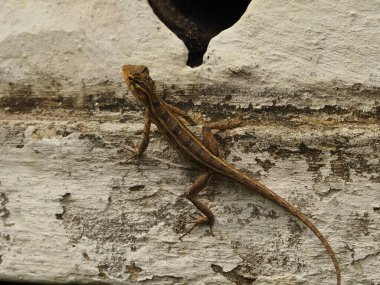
[224,167,341,284]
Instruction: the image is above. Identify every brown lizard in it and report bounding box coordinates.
[122,64,341,284]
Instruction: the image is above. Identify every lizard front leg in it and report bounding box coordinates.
[202,118,244,157]
[164,102,196,125]
[133,108,151,158]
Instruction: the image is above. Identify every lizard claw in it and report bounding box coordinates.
[179,215,214,240]
[121,153,142,166]
[123,143,144,163]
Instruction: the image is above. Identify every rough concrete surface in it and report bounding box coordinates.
[0,1,379,285]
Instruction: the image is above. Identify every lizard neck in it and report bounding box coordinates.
[144,82,162,112]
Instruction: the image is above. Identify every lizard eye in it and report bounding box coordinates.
[128,74,137,82]
[141,66,149,74]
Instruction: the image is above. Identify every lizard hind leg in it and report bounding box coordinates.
[180,119,243,239]
[179,171,214,240]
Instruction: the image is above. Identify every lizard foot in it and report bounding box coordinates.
[179,214,214,240]
[122,144,144,164]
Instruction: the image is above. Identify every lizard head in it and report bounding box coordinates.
[122,65,154,105]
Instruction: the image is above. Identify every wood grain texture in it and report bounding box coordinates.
[1,82,379,284]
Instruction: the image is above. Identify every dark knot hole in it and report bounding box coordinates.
[148,0,252,67]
